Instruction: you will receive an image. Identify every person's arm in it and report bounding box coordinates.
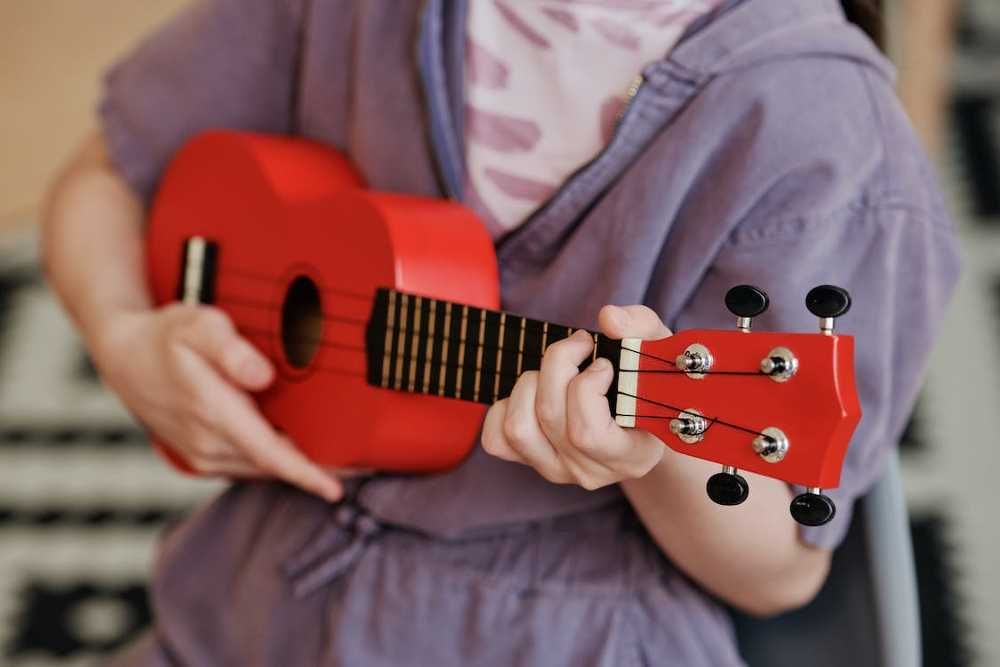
[480,305,829,617]
[893,0,957,155]
[41,130,342,502]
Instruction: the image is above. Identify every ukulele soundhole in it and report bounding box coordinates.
[281,275,323,369]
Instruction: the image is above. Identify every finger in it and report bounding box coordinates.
[480,399,525,463]
[503,372,571,483]
[566,357,661,479]
[192,457,268,479]
[177,308,274,390]
[535,330,594,444]
[179,356,342,502]
[598,304,672,340]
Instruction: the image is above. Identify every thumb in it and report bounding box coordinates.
[598,305,672,340]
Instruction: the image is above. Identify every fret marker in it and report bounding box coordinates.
[615,339,642,428]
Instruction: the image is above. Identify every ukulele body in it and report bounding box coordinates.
[147,132,497,472]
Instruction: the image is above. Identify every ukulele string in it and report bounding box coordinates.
[216,273,767,378]
[226,310,771,380]
[219,265,372,301]
[216,294,368,327]
[234,322,777,442]
[616,390,776,442]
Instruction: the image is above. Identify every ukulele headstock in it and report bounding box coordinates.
[617,286,861,527]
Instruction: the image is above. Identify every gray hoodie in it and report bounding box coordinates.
[101,0,959,665]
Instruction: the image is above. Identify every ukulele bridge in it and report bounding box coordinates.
[177,236,219,305]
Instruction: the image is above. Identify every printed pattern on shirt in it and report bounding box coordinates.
[464,0,722,234]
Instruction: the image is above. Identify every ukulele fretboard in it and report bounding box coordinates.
[364,288,623,411]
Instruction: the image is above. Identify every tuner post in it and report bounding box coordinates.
[669,409,707,444]
[675,343,713,379]
[752,427,789,463]
[759,346,798,382]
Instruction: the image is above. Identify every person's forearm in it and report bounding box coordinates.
[621,446,830,616]
[41,132,151,356]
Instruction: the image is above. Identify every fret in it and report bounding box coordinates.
[478,310,500,404]
[492,313,506,402]
[421,299,437,393]
[521,319,545,373]
[441,304,459,397]
[547,324,571,346]
[368,292,622,413]
[407,296,423,391]
[460,307,482,401]
[379,290,396,388]
[393,293,410,390]
[516,317,527,376]
[428,299,446,396]
[455,305,469,398]
[473,310,487,402]
[498,313,522,399]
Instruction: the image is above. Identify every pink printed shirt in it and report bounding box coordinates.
[465,0,722,236]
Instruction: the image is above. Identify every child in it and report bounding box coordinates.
[42,0,959,664]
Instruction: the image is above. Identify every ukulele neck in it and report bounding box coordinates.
[365,288,636,419]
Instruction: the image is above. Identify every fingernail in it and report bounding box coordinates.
[321,484,343,503]
[589,357,611,372]
[240,356,272,386]
[608,306,629,331]
[573,329,591,342]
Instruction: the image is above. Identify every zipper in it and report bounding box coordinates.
[417,0,466,202]
[617,73,646,127]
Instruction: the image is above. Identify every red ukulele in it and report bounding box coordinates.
[146,131,861,527]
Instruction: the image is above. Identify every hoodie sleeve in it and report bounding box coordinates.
[98,0,306,202]
[672,204,960,549]
[663,57,961,549]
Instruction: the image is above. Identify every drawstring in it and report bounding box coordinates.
[284,499,383,599]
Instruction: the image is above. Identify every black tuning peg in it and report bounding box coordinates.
[706,466,750,506]
[805,285,851,334]
[789,489,837,526]
[725,285,769,332]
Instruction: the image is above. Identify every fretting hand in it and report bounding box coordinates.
[481,304,672,489]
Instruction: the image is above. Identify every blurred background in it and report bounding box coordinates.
[1,1,999,665]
